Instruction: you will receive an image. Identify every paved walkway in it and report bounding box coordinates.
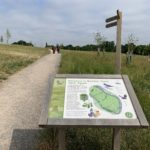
[0,54,61,150]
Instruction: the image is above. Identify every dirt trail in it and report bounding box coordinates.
[0,54,61,150]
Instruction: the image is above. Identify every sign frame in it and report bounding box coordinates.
[39,74,149,150]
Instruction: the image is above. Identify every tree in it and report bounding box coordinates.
[126,34,138,64]
[104,41,115,52]
[127,34,138,53]
[45,42,48,48]
[6,29,11,44]
[60,44,64,49]
[0,36,3,43]
[94,32,106,55]
[12,40,33,46]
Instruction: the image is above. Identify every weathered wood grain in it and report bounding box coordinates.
[47,118,140,127]
[39,75,55,127]
[115,10,122,74]
[112,128,121,150]
[122,75,149,127]
[58,128,66,150]
[55,74,122,79]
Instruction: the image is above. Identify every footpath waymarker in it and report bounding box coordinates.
[105,10,122,74]
[39,74,149,150]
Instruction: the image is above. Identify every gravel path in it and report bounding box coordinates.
[0,54,61,150]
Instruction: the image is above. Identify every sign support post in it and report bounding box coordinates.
[112,128,121,150]
[105,10,122,74]
[115,10,122,74]
[58,128,66,150]
[105,10,122,149]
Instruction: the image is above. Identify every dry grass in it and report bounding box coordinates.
[0,44,49,81]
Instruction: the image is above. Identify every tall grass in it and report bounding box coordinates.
[59,51,115,74]
[40,50,150,150]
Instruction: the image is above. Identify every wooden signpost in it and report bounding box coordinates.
[106,10,122,74]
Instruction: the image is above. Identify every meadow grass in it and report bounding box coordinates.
[0,44,49,81]
[40,50,150,150]
[0,44,49,57]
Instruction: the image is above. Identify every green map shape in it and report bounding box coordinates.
[89,86,122,114]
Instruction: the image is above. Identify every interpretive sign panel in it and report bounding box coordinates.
[39,74,148,128]
[39,74,148,150]
[49,78,137,120]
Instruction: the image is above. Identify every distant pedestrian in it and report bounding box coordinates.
[56,44,60,53]
[52,46,55,54]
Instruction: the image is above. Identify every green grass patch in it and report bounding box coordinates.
[59,51,115,74]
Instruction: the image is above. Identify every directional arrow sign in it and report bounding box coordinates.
[106,15,118,23]
[106,21,117,28]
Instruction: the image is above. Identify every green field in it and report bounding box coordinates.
[0,44,49,81]
[40,50,150,150]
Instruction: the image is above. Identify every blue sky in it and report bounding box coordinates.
[0,0,150,47]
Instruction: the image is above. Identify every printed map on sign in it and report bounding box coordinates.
[48,78,137,119]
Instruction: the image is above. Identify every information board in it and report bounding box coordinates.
[48,78,137,120]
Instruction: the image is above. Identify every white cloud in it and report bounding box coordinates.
[0,0,150,46]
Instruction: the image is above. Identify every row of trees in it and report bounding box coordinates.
[12,40,33,46]
[1,29,150,55]
[58,42,115,52]
[57,43,149,55]
[46,33,149,56]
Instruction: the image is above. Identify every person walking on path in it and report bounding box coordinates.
[52,46,55,54]
[56,44,60,53]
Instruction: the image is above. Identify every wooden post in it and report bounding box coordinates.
[112,128,121,150]
[105,10,122,74]
[58,128,66,150]
[105,10,122,149]
[115,10,122,74]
